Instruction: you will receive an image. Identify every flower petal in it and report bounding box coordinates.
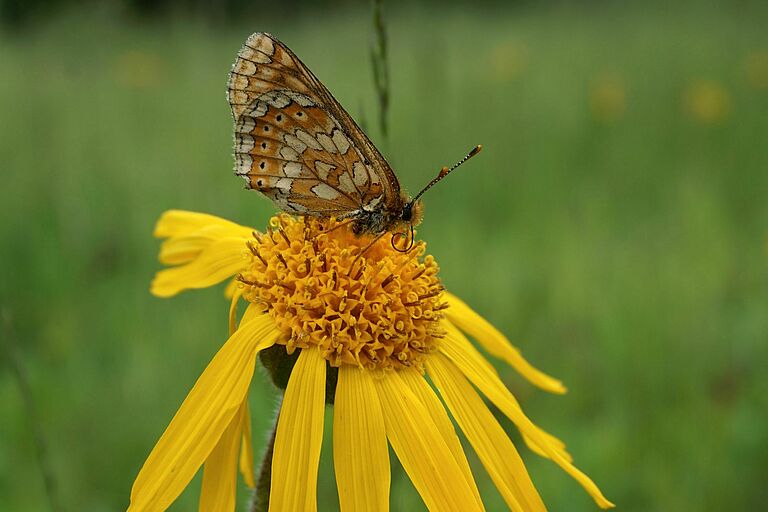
[154,209,253,240]
[333,366,390,512]
[239,398,256,488]
[444,293,566,394]
[229,288,243,335]
[440,322,615,509]
[128,315,279,511]
[199,400,247,512]
[429,354,546,512]
[269,348,326,512]
[373,369,484,512]
[442,321,571,460]
[158,229,247,266]
[224,279,240,300]
[398,369,483,510]
[151,238,250,298]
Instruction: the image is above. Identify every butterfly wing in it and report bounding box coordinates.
[227,32,402,217]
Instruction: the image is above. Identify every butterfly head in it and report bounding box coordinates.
[401,198,424,227]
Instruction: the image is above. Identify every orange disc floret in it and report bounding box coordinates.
[238,215,446,371]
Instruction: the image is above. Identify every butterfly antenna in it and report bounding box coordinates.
[411,144,483,204]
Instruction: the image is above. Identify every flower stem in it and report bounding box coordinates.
[250,399,281,512]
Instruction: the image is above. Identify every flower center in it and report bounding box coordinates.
[238,215,446,371]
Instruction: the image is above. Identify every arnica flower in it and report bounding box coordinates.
[128,209,613,511]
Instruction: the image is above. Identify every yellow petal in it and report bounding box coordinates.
[440,323,615,509]
[158,222,255,266]
[333,366,390,512]
[269,348,326,512]
[151,237,250,298]
[241,303,268,326]
[229,287,243,336]
[521,430,571,464]
[154,210,253,240]
[128,315,280,511]
[239,398,256,488]
[428,354,546,512]
[442,321,571,460]
[224,279,240,300]
[374,369,484,512]
[237,306,267,491]
[199,400,247,512]
[398,369,483,510]
[444,292,566,394]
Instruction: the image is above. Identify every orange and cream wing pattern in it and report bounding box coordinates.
[227,32,401,217]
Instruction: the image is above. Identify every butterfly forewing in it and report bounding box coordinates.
[228,32,401,217]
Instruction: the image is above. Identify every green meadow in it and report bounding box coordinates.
[2,2,768,510]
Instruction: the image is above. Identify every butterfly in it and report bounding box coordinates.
[227,32,480,249]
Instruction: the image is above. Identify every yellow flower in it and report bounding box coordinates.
[113,50,166,90]
[590,73,626,123]
[683,80,731,125]
[128,209,614,511]
[487,39,529,82]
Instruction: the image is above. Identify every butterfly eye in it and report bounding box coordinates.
[401,203,413,221]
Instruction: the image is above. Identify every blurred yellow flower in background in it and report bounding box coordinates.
[127,210,613,511]
[683,80,731,125]
[744,50,768,89]
[488,39,530,82]
[113,50,166,89]
[590,73,627,123]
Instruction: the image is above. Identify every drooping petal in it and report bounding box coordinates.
[151,238,250,298]
[428,354,546,512]
[269,348,326,512]
[199,400,247,512]
[440,323,615,509]
[333,366,390,512]
[373,369,484,512]
[239,398,256,488]
[128,315,280,512]
[442,321,571,461]
[444,293,566,394]
[397,369,483,510]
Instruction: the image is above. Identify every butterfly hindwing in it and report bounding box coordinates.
[228,32,399,217]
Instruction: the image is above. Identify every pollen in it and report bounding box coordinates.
[237,215,446,370]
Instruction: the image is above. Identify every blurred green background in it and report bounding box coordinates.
[2,0,768,510]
